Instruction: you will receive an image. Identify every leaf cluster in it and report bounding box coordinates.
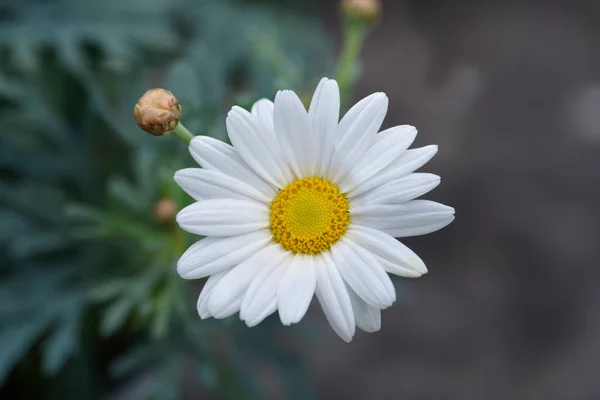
[0,0,331,398]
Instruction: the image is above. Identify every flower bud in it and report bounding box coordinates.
[154,198,178,224]
[340,0,381,23]
[134,89,181,136]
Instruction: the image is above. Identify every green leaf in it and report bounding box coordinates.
[149,291,171,339]
[42,317,81,374]
[9,231,73,260]
[0,0,182,73]
[107,176,143,213]
[110,344,156,378]
[0,317,52,383]
[100,298,134,337]
[164,61,203,109]
[88,280,129,302]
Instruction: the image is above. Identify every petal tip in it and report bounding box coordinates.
[172,169,187,185]
[322,78,338,88]
[175,259,188,277]
[189,135,202,147]
[198,307,211,319]
[174,210,185,224]
[374,92,388,102]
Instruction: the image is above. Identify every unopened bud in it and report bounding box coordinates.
[340,0,381,23]
[154,198,178,224]
[134,89,181,136]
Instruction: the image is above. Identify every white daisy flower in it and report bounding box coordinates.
[174,78,454,341]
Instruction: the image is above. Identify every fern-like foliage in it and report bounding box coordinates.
[0,0,182,72]
[0,0,331,398]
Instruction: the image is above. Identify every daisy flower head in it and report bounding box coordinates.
[174,78,454,341]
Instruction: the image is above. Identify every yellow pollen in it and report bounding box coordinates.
[270,177,350,254]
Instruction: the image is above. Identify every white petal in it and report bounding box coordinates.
[347,285,381,333]
[345,225,427,277]
[309,78,329,109]
[197,271,227,319]
[240,251,293,327]
[350,173,440,206]
[308,78,340,176]
[352,200,455,237]
[251,98,275,134]
[350,145,438,198]
[328,93,388,182]
[176,199,269,237]
[274,90,315,177]
[245,299,278,328]
[315,252,355,342]
[177,230,272,279]
[226,106,293,188]
[188,136,277,198]
[330,239,396,309]
[339,125,417,192]
[337,92,383,134]
[174,168,271,204]
[277,254,317,325]
[207,244,284,319]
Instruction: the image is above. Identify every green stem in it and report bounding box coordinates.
[171,123,195,144]
[336,21,368,108]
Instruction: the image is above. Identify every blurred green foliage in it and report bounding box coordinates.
[0,0,331,398]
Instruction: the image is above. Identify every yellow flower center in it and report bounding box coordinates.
[270,177,350,254]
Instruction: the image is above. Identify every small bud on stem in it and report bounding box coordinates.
[154,198,178,224]
[336,0,381,107]
[340,0,381,23]
[134,89,182,136]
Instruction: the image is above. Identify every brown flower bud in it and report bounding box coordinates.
[154,198,178,224]
[340,0,381,23]
[134,89,181,136]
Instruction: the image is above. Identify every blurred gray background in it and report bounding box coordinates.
[305,1,600,398]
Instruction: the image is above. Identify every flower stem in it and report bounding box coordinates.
[171,123,194,144]
[336,21,368,108]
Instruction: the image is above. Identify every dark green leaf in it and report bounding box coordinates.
[42,317,81,374]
